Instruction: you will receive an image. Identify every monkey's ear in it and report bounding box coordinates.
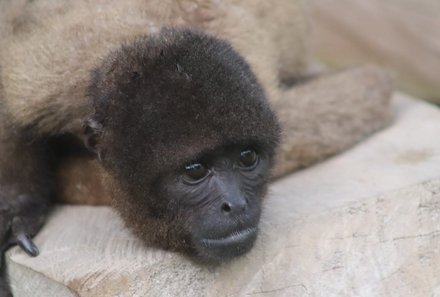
[83,119,103,156]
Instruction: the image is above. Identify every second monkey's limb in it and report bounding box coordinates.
[272,66,393,178]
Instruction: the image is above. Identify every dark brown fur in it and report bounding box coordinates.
[88,29,280,251]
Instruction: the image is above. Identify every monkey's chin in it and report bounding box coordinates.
[193,227,258,263]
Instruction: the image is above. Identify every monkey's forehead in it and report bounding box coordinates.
[100,93,280,179]
[91,29,281,175]
[96,76,281,179]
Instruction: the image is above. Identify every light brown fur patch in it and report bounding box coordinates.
[0,0,309,134]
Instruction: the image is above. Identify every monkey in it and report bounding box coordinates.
[0,0,305,259]
[0,0,392,295]
[2,24,283,259]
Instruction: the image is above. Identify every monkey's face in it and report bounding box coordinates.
[89,28,280,263]
[160,145,270,262]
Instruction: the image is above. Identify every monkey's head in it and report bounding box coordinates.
[87,28,280,263]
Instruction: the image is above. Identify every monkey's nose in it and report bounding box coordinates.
[221,199,247,215]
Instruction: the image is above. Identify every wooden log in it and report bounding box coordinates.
[6,94,440,297]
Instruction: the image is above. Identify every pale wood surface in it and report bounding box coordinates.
[310,0,440,103]
[6,94,440,297]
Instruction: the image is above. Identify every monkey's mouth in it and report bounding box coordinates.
[193,226,258,262]
[201,227,258,248]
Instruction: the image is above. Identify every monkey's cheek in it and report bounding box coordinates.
[192,227,258,262]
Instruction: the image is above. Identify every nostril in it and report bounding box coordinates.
[221,202,232,213]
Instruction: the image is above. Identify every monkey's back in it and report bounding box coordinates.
[0,0,308,134]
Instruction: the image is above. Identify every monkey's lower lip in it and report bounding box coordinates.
[200,227,258,247]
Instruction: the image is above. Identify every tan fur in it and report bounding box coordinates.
[0,0,309,134]
[55,157,109,205]
[273,66,393,178]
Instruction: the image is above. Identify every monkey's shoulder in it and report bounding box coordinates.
[0,0,306,134]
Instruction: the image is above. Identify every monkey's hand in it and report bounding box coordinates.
[0,193,47,257]
[0,193,45,296]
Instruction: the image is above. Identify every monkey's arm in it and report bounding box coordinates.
[272,66,393,178]
[0,115,52,291]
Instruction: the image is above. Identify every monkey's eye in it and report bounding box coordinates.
[184,162,210,182]
[238,149,258,168]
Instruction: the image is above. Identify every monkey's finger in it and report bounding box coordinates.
[15,233,39,257]
[11,217,40,257]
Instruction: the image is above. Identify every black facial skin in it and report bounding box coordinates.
[161,145,271,262]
